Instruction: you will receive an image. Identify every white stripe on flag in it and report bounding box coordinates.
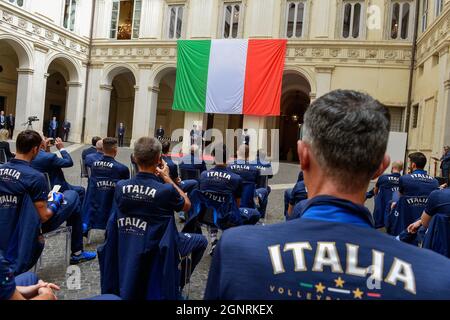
[205,39,248,114]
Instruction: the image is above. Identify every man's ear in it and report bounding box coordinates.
[297,140,310,170]
[372,154,391,180]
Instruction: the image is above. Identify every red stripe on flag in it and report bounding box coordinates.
[242,39,287,116]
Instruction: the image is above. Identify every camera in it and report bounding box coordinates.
[28,116,39,123]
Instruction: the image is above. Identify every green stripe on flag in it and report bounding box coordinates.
[173,40,211,113]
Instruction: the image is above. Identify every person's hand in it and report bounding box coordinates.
[175,177,182,185]
[156,159,171,183]
[390,202,397,210]
[407,220,422,234]
[440,183,448,189]
[37,286,57,300]
[55,138,64,150]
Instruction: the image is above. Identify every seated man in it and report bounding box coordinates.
[286,178,308,219]
[0,253,59,300]
[31,137,86,207]
[83,137,129,231]
[408,186,450,234]
[284,171,304,216]
[397,152,439,198]
[85,139,104,168]
[372,161,402,228]
[115,137,207,288]
[197,143,260,254]
[82,136,102,162]
[0,130,96,265]
[204,90,450,299]
[228,144,269,217]
[161,141,198,195]
[179,144,207,179]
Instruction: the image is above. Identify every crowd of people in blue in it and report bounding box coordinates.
[1,89,450,301]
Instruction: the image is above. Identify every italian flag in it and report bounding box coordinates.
[173,39,287,116]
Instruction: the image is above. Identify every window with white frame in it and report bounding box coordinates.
[63,0,77,32]
[8,0,24,7]
[110,0,142,40]
[435,0,444,16]
[222,2,242,39]
[167,5,184,39]
[341,1,364,39]
[421,0,428,32]
[285,1,306,38]
[389,1,413,40]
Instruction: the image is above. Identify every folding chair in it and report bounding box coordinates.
[0,149,7,164]
[79,158,89,186]
[130,154,138,178]
[422,214,450,258]
[180,168,201,181]
[386,195,428,237]
[256,175,269,189]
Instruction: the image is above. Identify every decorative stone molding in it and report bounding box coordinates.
[444,79,450,90]
[138,63,153,69]
[314,65,335,74]
[100,84,114,91]
[149,86,160,93]
[16,68,34,75]
[34,43,49,53]
[67,81,82,87]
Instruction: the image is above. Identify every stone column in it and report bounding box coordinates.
[243,115,267,151]
[84,64,104,143]
[14,68,34,138]
[30,45,49,133]
[97,84,113,139]
[182,112,204,153]
[66,81,84,143]
[314,65,334,98]
[130,64,154,145]
[435,47,449,154]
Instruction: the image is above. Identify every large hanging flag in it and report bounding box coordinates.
[173,39,287,116]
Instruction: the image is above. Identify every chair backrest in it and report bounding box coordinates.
[84,175,119,230]
[130,155,138,178]
[386,195,428,236]
[256,175,269,189]
[98,208,180,300]
[80,158,88,178]
[0,148,7,164]
[43,172,52,190]
[180,168,201,181]
[373,185,397,229]
[240,182,257,209]
[423,214,450,258]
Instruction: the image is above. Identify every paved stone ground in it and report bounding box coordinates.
[11,142,375,300]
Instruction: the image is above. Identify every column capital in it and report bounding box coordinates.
[16,68,34,75]
[44,73,50,79]
[67,81,83,87]
[100,84,114,91]
[314,65,335,74]
[444,79,450,90]
[138,63,153,70]
[309,92,317,100]
[149,86,160,93]
[439,46,449,57]
[90,62,105,69]
[134,85,140,91]
[34,44,49,53]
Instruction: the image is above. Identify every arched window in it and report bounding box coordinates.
[63,0,77,32]
[168,5,184,39]
[342,1,364,39]
[285,1,306,39]
[390,1,413,40]
[110,0,142,40]
[222,2,242,39]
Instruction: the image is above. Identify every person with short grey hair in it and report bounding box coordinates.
[204,89,450,300]
[111,136,207,292]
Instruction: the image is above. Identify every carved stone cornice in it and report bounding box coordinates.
[100,84,113,91]
[16,68,34,75]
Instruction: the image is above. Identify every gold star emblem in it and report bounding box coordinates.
[315,282,326,294]
[334,276,345,288]
[353,288,364,299]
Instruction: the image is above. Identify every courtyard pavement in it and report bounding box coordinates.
[9,142,375,300]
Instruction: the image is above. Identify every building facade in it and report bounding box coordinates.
[0,0,446,164]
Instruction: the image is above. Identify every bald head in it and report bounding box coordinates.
[96,139,103,152]
[391,161,403,173]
